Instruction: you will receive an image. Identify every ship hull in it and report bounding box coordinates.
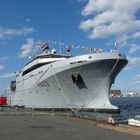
[9,53,127,113]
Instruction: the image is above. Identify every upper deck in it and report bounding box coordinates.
[25,53,71,66]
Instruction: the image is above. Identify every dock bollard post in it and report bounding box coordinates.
[52,108,54,116]
[31,107,34,116]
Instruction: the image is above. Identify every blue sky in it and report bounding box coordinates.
[0,0,140,94]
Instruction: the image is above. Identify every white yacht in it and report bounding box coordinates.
[128,115,140,127]
[9,45,128,113]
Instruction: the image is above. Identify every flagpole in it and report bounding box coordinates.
[114,41,119,53]
[58,35,62,54]
[59,40,62,54]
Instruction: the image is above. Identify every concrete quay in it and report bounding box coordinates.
[0,111,139,140]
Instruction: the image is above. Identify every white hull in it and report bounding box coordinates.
[128,119,140,127]
[9,52,127,112]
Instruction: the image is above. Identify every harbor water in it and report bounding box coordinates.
[111,97,140,122]
[75,97,140,123]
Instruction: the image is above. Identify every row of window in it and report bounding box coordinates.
[22,62,53,76]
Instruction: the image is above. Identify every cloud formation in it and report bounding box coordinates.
[0,65,4,70]
[137,73,140,78]
[129,44,140,54]
[131,31,140,38]
[19,38,34,58]
[80,0,140,39]
[137,73,140,79]
[126,56,140,69]
[0,73,15,78]
[0,27,35,39]
[0,57,9,61]
[26,18,31,22]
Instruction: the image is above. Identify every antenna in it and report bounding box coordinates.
[58,35,62,54]
[58,40,61,54]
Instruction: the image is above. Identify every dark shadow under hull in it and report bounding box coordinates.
[31,108,120,114]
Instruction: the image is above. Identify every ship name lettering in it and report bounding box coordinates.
[38,81,49,87]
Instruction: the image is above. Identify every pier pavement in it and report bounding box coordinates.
[0,110,139,140]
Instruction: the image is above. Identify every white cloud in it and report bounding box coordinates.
[113,72,140,91]
[26,18,31,22]
[131,31,140,38]
[129,44,140,54]
[77,0,87,2]
[127,79,140,90]
[0,73,15,78]
[16,15,23,18]
[0,65,4,70]
[0,27,35,39]
[0,56,9,61]
[113,77,140,91]
[80,0,140,39]
[137,73,140,78]
[19,38,34,58]
[126,56,140,69]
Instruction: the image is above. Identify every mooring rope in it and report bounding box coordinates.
[51,65,75,111]
[19,64,53,105]
[78,54,121,112]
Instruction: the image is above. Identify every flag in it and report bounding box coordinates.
[94,48,98,53]
[89,48,93,53]
[85,47,88,53]
[99,48,103,53]
[66,46,71,53]
[42,43,49,49]
[41,42,49,52]
[114,41,119,52]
